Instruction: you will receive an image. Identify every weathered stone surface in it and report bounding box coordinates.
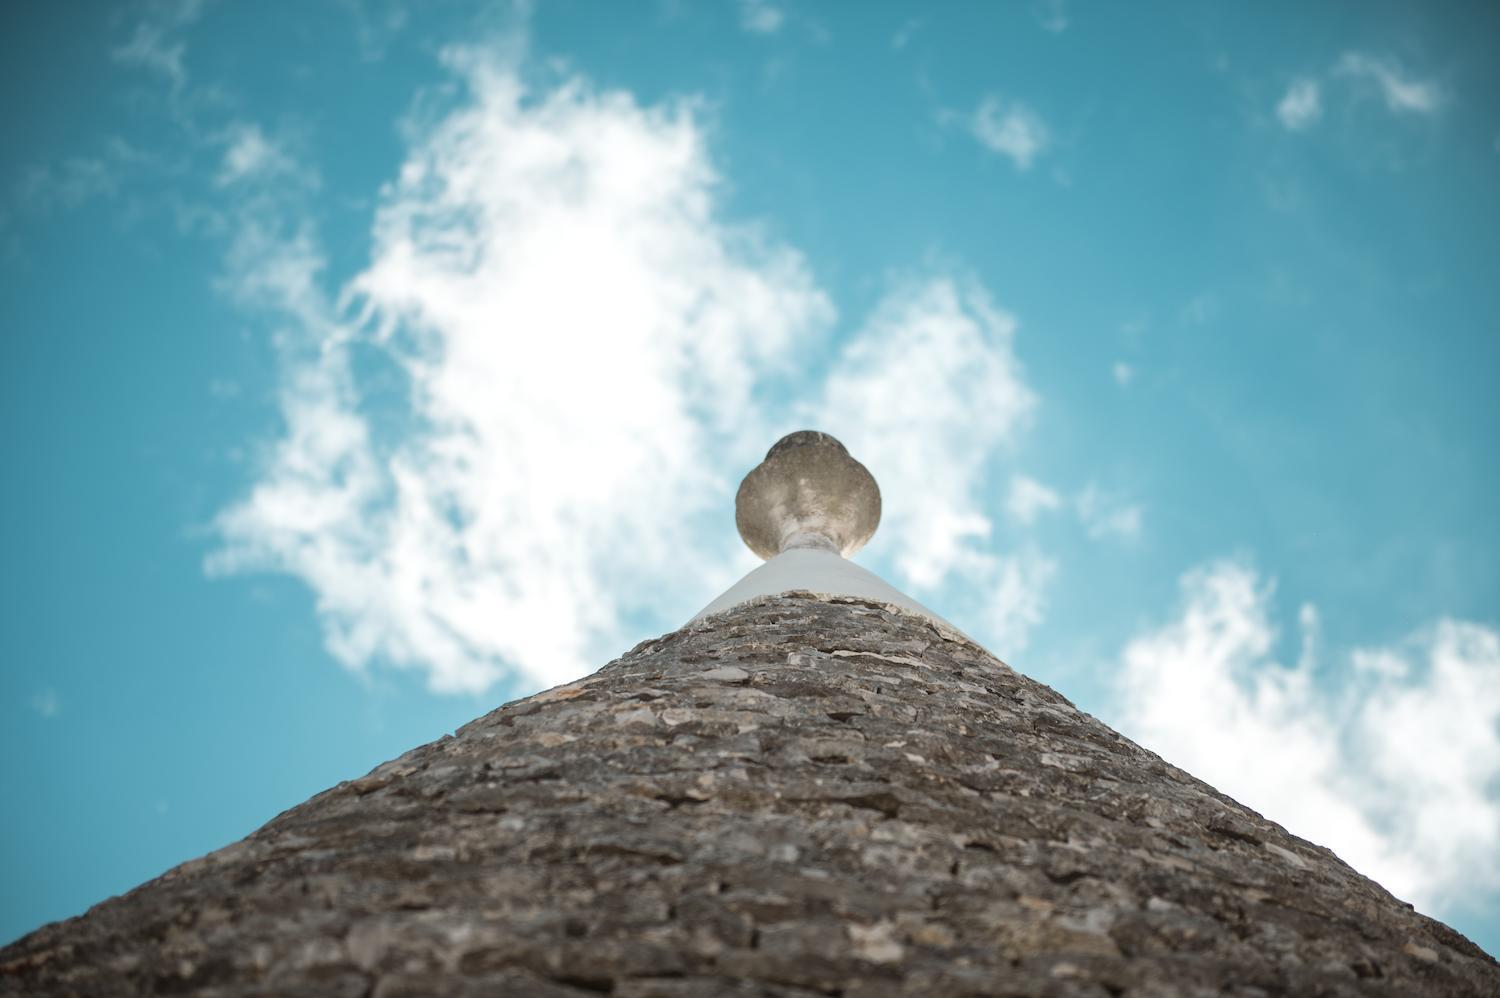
[4,594,1496,996]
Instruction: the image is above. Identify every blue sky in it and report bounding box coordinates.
[3,0,1498,956]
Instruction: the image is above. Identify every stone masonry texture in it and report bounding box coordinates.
[3,594,1497,996]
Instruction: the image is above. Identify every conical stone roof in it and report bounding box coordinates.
[6,430,1497,995]
[3,592,1497,996]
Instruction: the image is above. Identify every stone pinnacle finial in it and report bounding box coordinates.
[735,430,881,561]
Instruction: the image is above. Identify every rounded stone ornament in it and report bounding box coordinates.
[735,430,881,560]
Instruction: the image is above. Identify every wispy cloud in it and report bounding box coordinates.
[987,549,1057,655]
[1335,53,1442,115]
[890,18,923,51]
[1179,291,1216,325]
[1276,78,1322,131]
[963,96,1049,171]
[1111,560,1500,912]
[1111,360,1135,387]
[13,158,119,215]
[334,0,410,61]
[215,123,307,188]
[29,688,60,719]
[1274,53,1442,135]
[3,138,171,258]
[1007,474,1062,526]
[111,0,206,94]
[819,278,1035,590]
[1075,483,1142,541]
[817,278,1050,650]
[738,0,784,35]
[1031,0,1069,34]
[114,21,187,90]
[211,47,833,694]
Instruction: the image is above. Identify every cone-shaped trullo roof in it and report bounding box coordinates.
[3,432,1496,996]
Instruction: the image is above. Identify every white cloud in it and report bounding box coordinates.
[1112,561,1500,912]
[1075,483,1142,541]
[965,96,1049,171]
[818,278,1034,589]
[210,47,833,694]
[1111,360,1134,387]
[1267,56,1439,139]
[1335,53,1442,115]
[738,0,785,35]
[1276,78,1322,131]
[216,124,303,187]
[208,42,1061,690]
[816,278,1049,650]
[1008,474,1062,526]
[987,549,1057,653]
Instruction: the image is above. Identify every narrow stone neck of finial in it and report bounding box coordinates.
[779,530,841,555]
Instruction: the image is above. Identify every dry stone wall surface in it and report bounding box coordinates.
[3,594,1497,997]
